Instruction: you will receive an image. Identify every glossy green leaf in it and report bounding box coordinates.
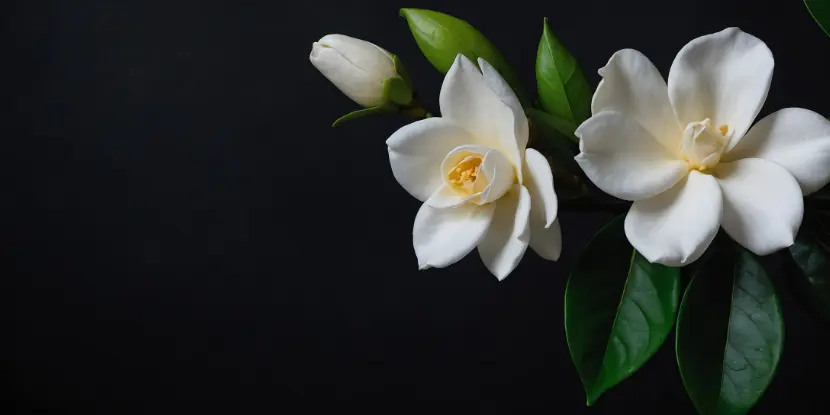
[331,106,388,127]
[536,18,592,137]
[383,76,413,106]
[786,207,830,323]
[565,216,681,405]
[676,247,783,415]
[400,8,529,106]
[805,0,830,37]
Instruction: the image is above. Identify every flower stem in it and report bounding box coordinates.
[401,93,437,120]
[401,106,429,119]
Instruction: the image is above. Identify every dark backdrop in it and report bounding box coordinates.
[7,0,830,413]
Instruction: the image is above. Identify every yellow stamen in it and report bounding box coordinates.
[718,125,729,136]
[448,156,482,189]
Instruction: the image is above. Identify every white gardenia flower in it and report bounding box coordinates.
[309,34,398,107]
[386,55,562,280]
[575,27,830,267]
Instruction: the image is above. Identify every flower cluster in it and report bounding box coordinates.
[310,8,830,415]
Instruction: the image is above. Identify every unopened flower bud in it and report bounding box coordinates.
[310,34,400,107]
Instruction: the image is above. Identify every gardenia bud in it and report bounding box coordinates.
[310,34,399,108]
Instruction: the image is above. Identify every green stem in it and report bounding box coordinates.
[401,93,437,120]
[401,106,429,119]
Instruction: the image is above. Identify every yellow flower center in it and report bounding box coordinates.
[447,155,482,192]
[680,118,730,171]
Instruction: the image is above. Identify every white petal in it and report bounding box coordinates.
[523,148,558,227]
[530,218,562,261]
[625,171,722,267]
[424,184,466,209]
[478,58,529,154]
[592,49,681,154]
[477,185,531,280]
[478,149,515,204]
[413,202,496,270]
[440,55,523,182]
[575,111,690,201]
[387,118,474,201]
[724,108,830,195]
[713,158,803,256]
[667,28,773,149]
[523,148,561,262]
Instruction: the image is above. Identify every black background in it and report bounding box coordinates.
[7,0,830,413]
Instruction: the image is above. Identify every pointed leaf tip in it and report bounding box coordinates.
[331,106,388,127]
[535,19,592,137]
[400,8,530,106]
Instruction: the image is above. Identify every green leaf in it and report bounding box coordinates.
[805,0,830,37]
[565,216,681,405]
[676,246,783,415]
[786,207,830,323]
[536,18,592,137]
[383,76,413,106]
[400,8,530,107]
[331,106,389,127]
